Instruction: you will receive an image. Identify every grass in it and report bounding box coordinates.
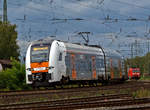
[132,89,150,98]
[139,75,150,80]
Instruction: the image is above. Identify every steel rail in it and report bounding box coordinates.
[0,95,150,110]
[0,81,150,104]
[0,93,132,109]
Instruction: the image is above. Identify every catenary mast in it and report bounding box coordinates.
[3,0,8,23]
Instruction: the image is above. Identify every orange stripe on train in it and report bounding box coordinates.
[71,54,77,79]
[31,62,49,73]
[92,56,97,79]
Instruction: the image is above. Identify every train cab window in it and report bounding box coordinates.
[59,53,62,61]
[31,45,49,63]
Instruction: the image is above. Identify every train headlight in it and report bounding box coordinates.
[46,67,50,70]
[27,68,34,71]
[27,68,31,71]
[50,66,54,69]
[46,66,54,70]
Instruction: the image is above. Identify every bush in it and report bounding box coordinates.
[0,59,31,90]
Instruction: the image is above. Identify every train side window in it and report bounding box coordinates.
[59,53,62,61]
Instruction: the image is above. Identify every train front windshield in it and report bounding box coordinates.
[133,69,140,73]
[31,46,49,63]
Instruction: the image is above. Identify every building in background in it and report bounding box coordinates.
[0,60,11,71]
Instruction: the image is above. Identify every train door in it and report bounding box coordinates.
[114,59,121,78]
[95,55,105,80]
[91,56,96,79]
[110,58,121,79]
[71,54,77,80]
[118,60,122,78]
[58,52,66,79]
[110,59,114,79]
[76,55,92,80]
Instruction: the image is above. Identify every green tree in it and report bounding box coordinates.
[125,53,150,76]
[0,59,31,90]
[0,21,19,59]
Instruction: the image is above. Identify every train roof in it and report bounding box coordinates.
[30,39,123,59]
[31,39,54,46]
[58,40,122,58]
[63,42,103,55]
[104,48,122,58]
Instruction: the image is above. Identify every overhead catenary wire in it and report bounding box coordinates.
[8,1,150,37]
[112,0,150,11]
[7,0,150,21]
[10,0,150,24]
[9,0,150,58]
[69,0,130,18]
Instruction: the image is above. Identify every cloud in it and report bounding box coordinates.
[6,0,150,57]
[104,0,150,17]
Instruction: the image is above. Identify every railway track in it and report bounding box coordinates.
[0,81,149,109]
[0,80,150,104]
[0,80,146,94]
[112,104,150,110]
[0,94,132,109]
[0,94,150,110]
[0,80,149,94]
[0,80,149,95]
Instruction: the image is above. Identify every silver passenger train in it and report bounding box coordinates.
[26,39,126,87]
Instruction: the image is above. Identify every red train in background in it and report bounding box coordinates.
[128,68,140,80]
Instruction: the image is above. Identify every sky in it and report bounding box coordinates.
[1,0,150,58]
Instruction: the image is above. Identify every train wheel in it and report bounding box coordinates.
[121,76,125,81]
[89,83,93,87]
[61,76,65,84]
[66,76,70,83]
[31,82,39,89]
[61,76,70,84]
[32,85,39,90]
[52,85,56,89]
[94,81,98,86]
[78,83,82,87]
